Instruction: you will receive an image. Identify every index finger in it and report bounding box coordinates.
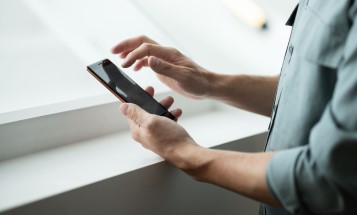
[111,35,158,54]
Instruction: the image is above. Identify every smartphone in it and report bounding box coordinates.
[87,59,176,120]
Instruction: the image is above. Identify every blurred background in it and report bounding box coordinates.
[0,1,299,213]
[0,0,297,116]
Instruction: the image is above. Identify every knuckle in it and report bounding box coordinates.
[138,35,148,42]
[140,43,152,56]
[126,51,134,59]
[128,107,138,121]
[137,35,158,45]
[141,43,150,49]
[169,47,182,56]
[146,116,158,131]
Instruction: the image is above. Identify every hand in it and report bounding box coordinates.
[143,85,183,121]
[119,88,279,207]
[112,35,213,99]
[120,86,199,165]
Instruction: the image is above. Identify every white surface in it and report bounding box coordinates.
[0,94,115,125]
[0,0,294,122]
[0,92,214,161]
[0,0,172,115]
[132,0,293,75]
[0,108,269,212]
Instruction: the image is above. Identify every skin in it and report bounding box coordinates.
[112,35,281,207]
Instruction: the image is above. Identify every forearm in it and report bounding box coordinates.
[169,144,281,207]
[207,73,279,117]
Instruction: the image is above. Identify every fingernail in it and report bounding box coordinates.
[155,57,160,66]
[121,58,128,67]
[120,103,129,115]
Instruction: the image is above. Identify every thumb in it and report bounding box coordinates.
[148,56,182,80]
[120,103,150,125]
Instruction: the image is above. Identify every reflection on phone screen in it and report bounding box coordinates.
[88,59,175,120]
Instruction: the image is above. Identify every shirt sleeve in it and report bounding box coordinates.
[266,3,357,215]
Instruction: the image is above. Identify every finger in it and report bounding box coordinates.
[111,35,157,54]
[148,56,184,81]
[145,86,155,97]
[159,96,174,109]
[133,57,149,71]
[119,50,132,59]
[171,108,183,121]
[119,103,151,126]
[121,44,180,68]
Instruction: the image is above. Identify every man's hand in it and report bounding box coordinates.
[119,86,200,168]
[119,86,280,207]
[112,35,213,99]
[119,94,280,206]
[114,36,281,207]
[112,35,279,116]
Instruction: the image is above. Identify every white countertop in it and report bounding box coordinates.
[0,107,269,212]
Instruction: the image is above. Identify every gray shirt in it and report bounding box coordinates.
[261,0,357,214]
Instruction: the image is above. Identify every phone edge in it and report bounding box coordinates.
[86,67,127,104]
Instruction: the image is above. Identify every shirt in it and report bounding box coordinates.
[261,0,357,214]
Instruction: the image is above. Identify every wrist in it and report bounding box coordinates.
[205,72,235,100]
[166,140,210,176]
[204,71,223,99]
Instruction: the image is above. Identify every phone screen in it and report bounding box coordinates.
[87,59,176,120]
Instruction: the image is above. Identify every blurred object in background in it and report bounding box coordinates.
[221,0,268,29]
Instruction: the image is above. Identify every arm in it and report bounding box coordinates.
[178,146,280,206]
[112,35,278,116]
[208,74,278,116]
[119,102,281,206]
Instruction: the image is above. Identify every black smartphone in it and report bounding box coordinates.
[87,59,176,120]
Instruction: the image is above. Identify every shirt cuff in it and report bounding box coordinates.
[266,147,305,214]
